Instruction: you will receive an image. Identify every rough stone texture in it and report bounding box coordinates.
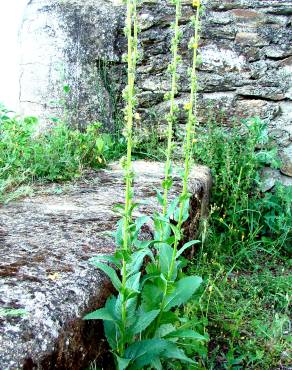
[261,167,292,192]
[0,161,211,370]
[19,0,292,178]
[19,0,125,131]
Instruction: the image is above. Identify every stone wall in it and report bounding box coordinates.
[19,0,292,176]
[19,0,125,131]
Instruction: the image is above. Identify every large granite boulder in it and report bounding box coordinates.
[0,161,211,369]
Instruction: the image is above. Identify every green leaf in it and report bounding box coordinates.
[161,342,196,364]
[155,188,164,206]
[141,283,162,311]
[115,355,131,370]
[134,239,154,249]
[165,329,207,341]
[131,309,160,335]
[155,323,176,338]
[150,358,162,370]
[115,219,124,247]
[159,243,173,276]
[63,84,70,93]
[125,339,169,370]
[127,249,153,276]
[115,293,137,328]
[103,296,119,350]
[160,311,179,325]
[126,272,141,291]
[164,276,202,311]
[113,203,125,215]
[90,261,122,291]
[129,202,141,213]
[176,240,200,258]
[134,215,150,237]
[96,137,104,153]
[162,178,173,191]
[174,197,190,223]
[83,307,114,321]
[89,254,121,268]
[167,196,179,218]
[153,214,171,241]
[115,248,131,263]
[104,320,118,351]
[169,223,181,243]
[0,308,27,317]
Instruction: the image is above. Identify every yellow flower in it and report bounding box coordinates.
[48,272,60,281]
[134,112,141,120]
[192,0,200,7]
[184,102,191,111]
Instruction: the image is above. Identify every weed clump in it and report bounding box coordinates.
[181,116,292,369]
[0,104,123,202]
[193,117,292,259]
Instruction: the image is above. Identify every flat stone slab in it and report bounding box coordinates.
[0,161,211,370]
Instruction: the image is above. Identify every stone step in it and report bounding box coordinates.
[0,161,211,369]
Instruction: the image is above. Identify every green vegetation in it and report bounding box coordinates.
[84,0,210,368]
[0,0,291,369]
[117,114,291,370]
[0,103,125,203]
[184,258,291,369]
[175,116,292,369]
[162,0,182,216]
[193,116,292,259]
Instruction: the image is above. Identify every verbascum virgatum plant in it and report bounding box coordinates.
[162,0,183,217]
[84,1,207,368]
[143,0,204,341]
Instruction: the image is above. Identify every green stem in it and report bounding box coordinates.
[119,0,138,357]
[177,0,201,231]
[162,0,182,217]
[155,1,201,334]
[123,2,134,248]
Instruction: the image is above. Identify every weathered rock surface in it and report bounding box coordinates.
[19,0,292,180]
[19,0,125,131]
[0,161,211,370]
[261,167,292,192]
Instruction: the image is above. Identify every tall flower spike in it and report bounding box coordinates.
[162,0,182,218]
[119,0,139,357]
[151,0,202,335]
[176,0,202,232]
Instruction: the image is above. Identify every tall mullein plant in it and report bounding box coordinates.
[147,0,203,335]
[177,0,201,230]
[123,0,138,251]
[84,2,206,368]
[119,0,139,357]
[162,0,182,217]
[84,0,140,361]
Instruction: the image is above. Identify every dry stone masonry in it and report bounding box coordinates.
[19,0,292,177]
[0,162,211,369]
